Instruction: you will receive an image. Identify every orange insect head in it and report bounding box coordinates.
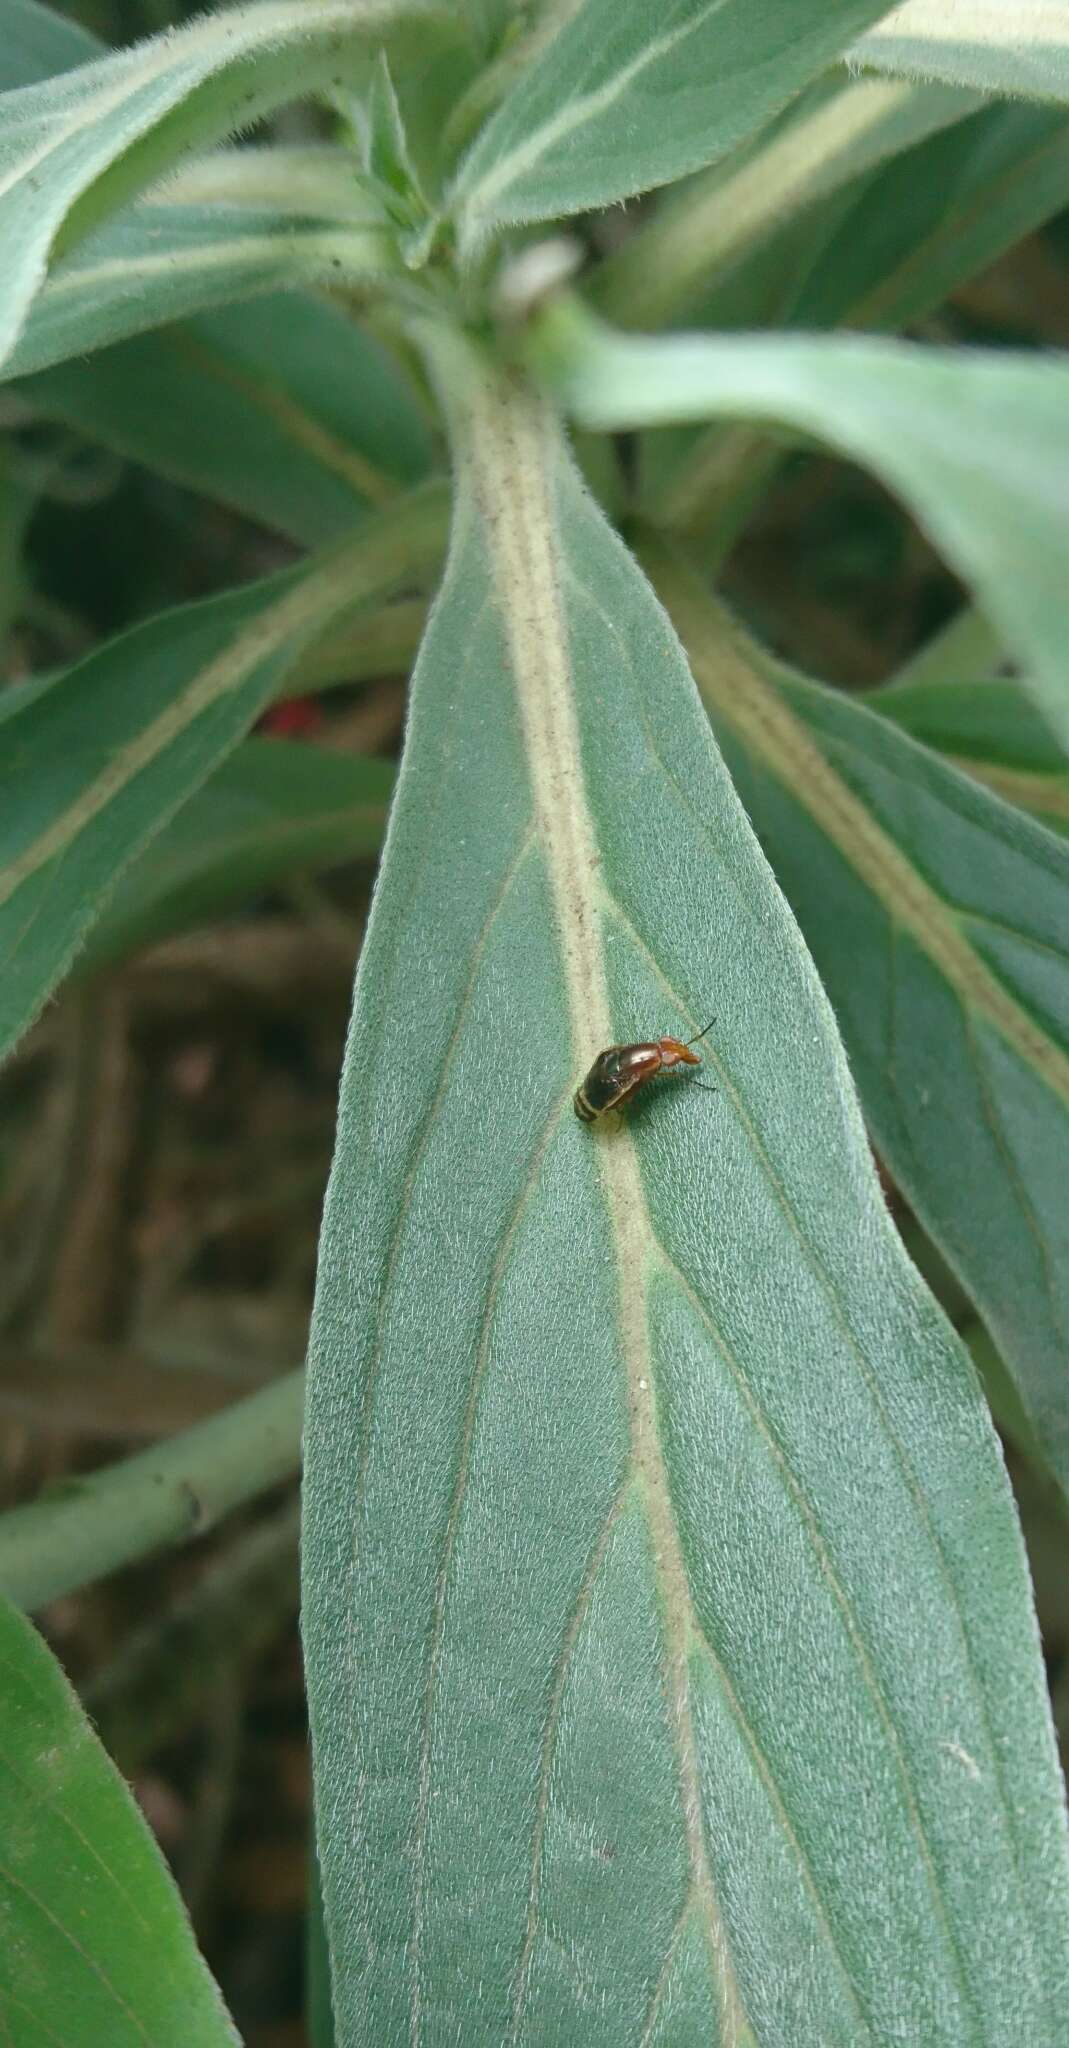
[657,1037,702,1068]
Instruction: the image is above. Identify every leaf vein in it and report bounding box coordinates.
[645,1231,982,2034]
[508,1479,630,2041]
[410,1092,567,2047]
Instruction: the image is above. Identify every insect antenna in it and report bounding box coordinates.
[685,1017,716,1048]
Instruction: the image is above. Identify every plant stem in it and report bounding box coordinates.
[0,1369,305,1611]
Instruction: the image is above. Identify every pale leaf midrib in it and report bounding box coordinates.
[659,570,1069,1110]
[38,223,389,300]
[462,364,748,2043]
[952,756,1069,822]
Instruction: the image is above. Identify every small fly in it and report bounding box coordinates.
[573,1021,715,1124]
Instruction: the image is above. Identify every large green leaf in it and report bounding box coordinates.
[0,482,447,1061]
[854,1,1069,103]
[0,0,434,373]
[2,200,397,381]
[449,0,891,254]
[646,546,1069,1500]
[302,349,1069,2044]
[531,305,1069,753]
[81,736,393,968]
[17,291,435,543]
[0,1593,238,2044]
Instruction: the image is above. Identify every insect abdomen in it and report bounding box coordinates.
[573,1044,660,1122]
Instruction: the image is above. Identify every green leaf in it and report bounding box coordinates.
[0,481,447,1062]
[531,304,1069,753]
[854,1,1069,103]
[449,0,892,255]
[2,200,398,381]
[295,595,426,688]
[632,101,1069,548]
[0,1592,238,2044]
[784,101,1069,333]
[306,1845,336,2048]
[875,671,1069,835]
[156,138,380,215]
[0,0,433,373]
[362,50,425,206]
[888,604,1004,691]
[302,349,1069,2044]
[1,0,100,89]
[592,72,980,331]
[670,100,1069,343]
[82,736,393,968]
[647,546,1069,1501]
[17,290,436,543]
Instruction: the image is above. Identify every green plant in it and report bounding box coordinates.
[3,0,1069,2040]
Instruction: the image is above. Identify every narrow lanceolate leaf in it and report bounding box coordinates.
[17,291,435,544]
[531,305,1069,753]
[2,201,398,380]
[0,0,434,372]
[782,101,1069,334]
[647,547,1069,1500]
[853,0,1069,103]
[81,738,394,969]
[875,671,1069,835]
[0,1593,238,2044]
[302,349,1069,2045]
[449,0,892,255]
[0,482,447,1061]
[592,73,979,331]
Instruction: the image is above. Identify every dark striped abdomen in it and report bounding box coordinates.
[573,1043,661,1123]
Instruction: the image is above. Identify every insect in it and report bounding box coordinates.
[573,1020,716,1123]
